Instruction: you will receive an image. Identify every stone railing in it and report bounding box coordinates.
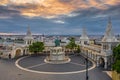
[112,71,120,80]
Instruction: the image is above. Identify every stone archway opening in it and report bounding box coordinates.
[23,49,26,55]
[15,49,22,58]
[99,57,105,68]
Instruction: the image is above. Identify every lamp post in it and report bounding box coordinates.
[86,52,89,80]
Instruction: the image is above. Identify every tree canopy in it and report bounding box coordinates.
[112,60,120,73]
[66,37,77,50]
[113,44,120,60]
[29,42,44,54]
[112,44,120,73]
[76,45,81,53]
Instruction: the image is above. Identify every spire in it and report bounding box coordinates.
[80,27,89,45]
[26,25,32,37]
[102,18,118,42]
[80,27,89,40]
[106,17,113,37]
[24,25,34,45]
[83,27,87,37]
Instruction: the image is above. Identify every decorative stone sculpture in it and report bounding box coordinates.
[44,38,70,64]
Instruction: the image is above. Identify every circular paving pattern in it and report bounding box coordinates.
[15,55,96,74]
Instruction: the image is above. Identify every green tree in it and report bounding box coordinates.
[66,37,77,53]
[76,45,81,53]
[29,42,44,55]
[113,44,120,60]
[112,60,120,73]
[112,44,120,73]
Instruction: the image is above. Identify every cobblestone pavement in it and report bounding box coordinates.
[0,55,112,80]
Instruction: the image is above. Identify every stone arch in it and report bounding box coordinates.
[99,57,105,68]
[14,48,23,58]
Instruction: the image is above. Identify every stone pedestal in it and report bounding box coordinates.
[44,47,70,64]
[50,53,65,60]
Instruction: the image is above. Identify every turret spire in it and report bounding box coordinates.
[26,25,32,37]
[106,17,112,37]
[82,27,87,37]
[80,27,89,45]
[80,27,89,40]
[102,18,118,42]
[24,25,34,45]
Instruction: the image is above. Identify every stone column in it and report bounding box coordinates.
[89,53,91,58]
[91,53,92,59]
[92,54,94,60]
[93,54,95,61]
[108,43,111,50]
[88,52,90,58]
[101,43,103,51]
[104,57,108,69]
[96,56,99,67]
[91,53,93,59]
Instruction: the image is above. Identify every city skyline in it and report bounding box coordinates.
[0,0,120,35]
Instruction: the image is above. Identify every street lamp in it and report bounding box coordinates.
[86,52,89,80]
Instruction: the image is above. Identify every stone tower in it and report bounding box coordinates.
[80,27,89,45]
[24,26,34,45]
[101,18,118,54]
[101,18,119,69]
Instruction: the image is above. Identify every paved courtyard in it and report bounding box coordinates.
[0,55,112,80]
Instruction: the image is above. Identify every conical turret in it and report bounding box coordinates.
[102,18,118,42]
[80,27,89,45]
[26,26,32,37]
[24,26,34,45]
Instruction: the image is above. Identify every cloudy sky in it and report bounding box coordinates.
[0,0,120,35]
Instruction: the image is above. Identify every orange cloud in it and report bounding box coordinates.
[89,0,120,9]
[105,0,120,5]
[0,0,120,18]
[0,0,9,5]
[19,0,74,18]
[88,0,107,9]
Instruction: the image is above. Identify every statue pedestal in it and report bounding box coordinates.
[44,47,71,64]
